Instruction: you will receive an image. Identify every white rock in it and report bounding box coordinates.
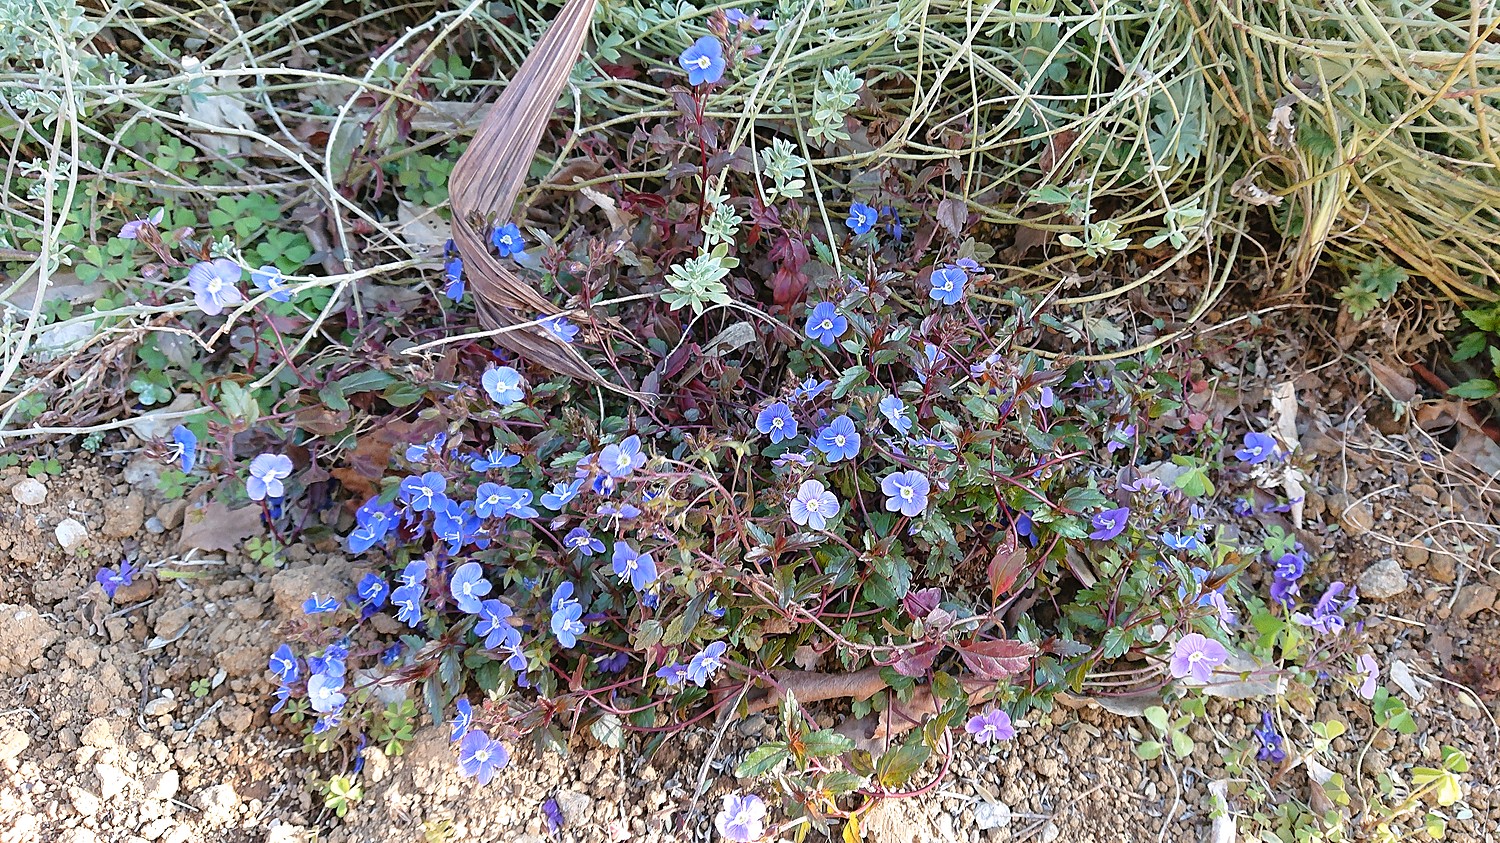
[1357,558,1409,601]
[11,478,46,506]
[974,800,1012,830]
[55,518,88,551]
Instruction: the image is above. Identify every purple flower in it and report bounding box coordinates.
[118,208,163,239]
[928,264,967,305]
[804,302,848,347]
[964,709,1015,744]
[846,202,878,235]
[541,315,578,343]
[725,9,769,29]
[756,402,798,443]
[881,470,930,517]
[1356,653,1380,700]
[1089,507,1131,541]
[307,672,347,713]
[268,643,299,684]
[482,366,525,405]
[399,471,447,512]
[599,434,647,478]
[1273,552,1305,582]
[1293,582,1356,636]
[789,479,839,531]
[656,662,689,686]
[96,558,137,600]
[1168,632,1229,683]
[611,542,659,591]
[251,265,293,303]
[715,793,767,843]
[1253,711,1286,763]
[814,415,860,462]
[679,35,726,85]
[169,425,198,473]
[550,583,585,648]
[563,527,605,556]
[303,593,339,615]
[543,797,564,833]
[457,729,510,785]
[686,641,728,686]
[449,698,473,742]
[185,259,245,315]
[1235,431,1277,464]
[490,222,525,258]
[450,562,491,614]
[1106,423,1136,453]
[476,599,519,650]
[246,453,293,501]
[596,651,631,673]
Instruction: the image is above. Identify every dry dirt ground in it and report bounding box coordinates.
[2,365,1499,842]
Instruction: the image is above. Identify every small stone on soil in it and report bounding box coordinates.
[1357,558,1409,600]
[11,477,47,506]
[55,517,88,551]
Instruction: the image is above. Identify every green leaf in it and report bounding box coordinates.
[1143,706,1170,732]
[802,729,855,758]
[875,742,930,787]
[1453,332,1488,362]
[736,743,790,778]
[218,381,259,425]
[1170,729,1194,758]
[1134,740,1163,760]
[822,770,865,796]
[590,714,625,749]
[1449,378,1498,400]
[1101,626,1133,659]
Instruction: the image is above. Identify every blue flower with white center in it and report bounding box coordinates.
[468,445,519,472]
[611,542,659,592]
[880,470,930,517]
[685,641,728,686]
[599,434,647,479]
[268,643,299,684]
[846,202,878,235]
[252,264,294,303]
[1235,431,1277,464]
[656,662,689,686]
[399,471,447,513]
[755,402,797,443]
[1089,507,1131,541]
[540,315,578,343]
[550,583,585,648]
[803,302,848,347]
[303,593,339,615]
[405,432,447,464]
[170,425,198,473]
[490,222,525,258]
[457,730,510,784]
[442,256,464,302]
[482,366,525,406]
[474,483,510,519]
[476,599,519,650]
[878,395,913,435]
[307,672,346,714]
[789,480,839,531]
[348,499,397,554]
[185,258,245,316]
[449,698,473,742]
[391,583,424,627]
[596,502,642,521]
[563,527,605,556]
[928,264,967,305]
[449,562,491,614]
[355,572,389,609]
[791,377,831,402]
[540,479,583,510]
[678,35,726,85]
[246,453,294,501]
[399,559,427,588]
[814,415,860,462]
[1160,531,1200,552]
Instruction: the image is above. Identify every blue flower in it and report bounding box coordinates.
[1235,431,1277,464]
[611,542,659,591]
[482,366,526,406]
[1253,711,1286,763]
[1160,532,1200,552]
[252,264,294,303]
[476,599,519,650]
[348,498,397,554]
[399,471,447,513]
[686,641,728,686]
[678,35,726,85]
[468,445,520,472]
[715,792,767,842]
[268,644,299,684]
[307,672,346,713]
[449,698,473,742]
[1106,423,1137,454]
[928,264,967,305]
[724,9,769,29]
[814,415,860,462]
[475,483,513,519]
[391,583,424,627]
[400,559,427,588]
[878,395,913,435]
[846,202,878,235]
[405,432,447,464]
[881,470,930,517]
[755,402,798,443]
[490,223,525,258]
[303,593,339,615]
[803,302,848,347]
[550,583,585,648]
[596,502,642,521]
[185,258,245,316]
[656,662,689,686]
[246,453,293,501]
[1089,507,1131,541]
[599,434,647,478]
[1273,552,1306,582]
[96,558,137,600]
[540,479,584,510]
[450,562,491,614]
[789,480,839,531]
[170,425,198,473]
[443,256,464,302]
[791,377,831,402]
[355,572,390,609]
[457,729,510,785]
[563,527,605,556]
[540,315,578,343]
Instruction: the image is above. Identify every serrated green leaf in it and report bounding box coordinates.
[875,742,930,787]
[1449,378,1497,400]
[736,743,791,777]
[590,714,625,749]
[802,729,855,758]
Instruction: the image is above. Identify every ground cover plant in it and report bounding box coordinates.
[0,0,1491,840]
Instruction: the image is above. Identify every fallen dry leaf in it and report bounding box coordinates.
[178,500,264,553]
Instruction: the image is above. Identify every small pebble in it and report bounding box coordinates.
[11,477,47,506]
[55,518,88,551]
